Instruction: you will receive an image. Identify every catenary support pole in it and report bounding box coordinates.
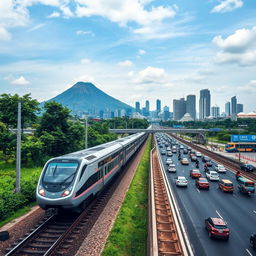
[15,100,21,193]
[85,117,88,149]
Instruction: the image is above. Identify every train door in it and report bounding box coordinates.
[98,167,104,187]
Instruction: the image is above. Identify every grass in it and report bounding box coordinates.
[0,202,37,228]
[102,137,152,256]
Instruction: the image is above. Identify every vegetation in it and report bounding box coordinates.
[102,137,151,256]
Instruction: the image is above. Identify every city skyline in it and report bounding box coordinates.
[0,1,256,112]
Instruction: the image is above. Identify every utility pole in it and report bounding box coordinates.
[85,117,88,149]
[15,101,21,193]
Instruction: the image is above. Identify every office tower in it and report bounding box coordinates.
[225,102,230,117]
[231,96,237,114]
[237,103,243,113]
[173,98,186,121]
[186,95,196,120]
[163,106,170,121]
[156,99,161,113]
[199,89,211,120]
[145,100,150,116]
[211,105,220,118]
[135,102,140,113]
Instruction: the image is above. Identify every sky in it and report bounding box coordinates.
[0,0,256,113]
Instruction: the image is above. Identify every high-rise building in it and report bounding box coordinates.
[145,100,150,116]
[163,106,170,121]
[237,103,243,113]
[199,89,211,120]
[156,99,161,113]
[211,105,220,118]
[186,95,196,120]
[225,102,230,117]
[173,98,186,121]
[231,96,237,114]
[135,101,140,113]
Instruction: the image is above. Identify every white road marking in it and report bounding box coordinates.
[196,188,200,193]
[246,249,253,256]
[253,210,256,214]
[216,210,223,219]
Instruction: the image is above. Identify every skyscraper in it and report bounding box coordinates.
[135,101,140,113]
[173,98,186,120]
[156,99,161,113]
[199,89,211,120]
[237,103,243,113]
[186,95,196,120]
[211,105,220,118]
[145,100,150,116]
[225,102,230,117]
[231,96,237,115]
[163,106,170,121]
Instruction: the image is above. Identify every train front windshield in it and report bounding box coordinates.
[42,162,79,191]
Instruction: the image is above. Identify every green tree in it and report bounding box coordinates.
[0,93,39,128]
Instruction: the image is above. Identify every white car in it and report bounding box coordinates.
[215,164,226,173]
[166,158,173,165]
[175,176,188,187]
[206,171,220,181]
[168,164,176,173]
[195,152,202,157]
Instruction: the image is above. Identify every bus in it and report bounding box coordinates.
[225,142,256,152]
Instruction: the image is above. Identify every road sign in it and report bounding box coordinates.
[209,128,222,132]
[231,135,256,142]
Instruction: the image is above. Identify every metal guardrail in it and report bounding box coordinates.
[110,128,209,134]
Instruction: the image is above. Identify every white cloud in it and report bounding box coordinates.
[213,26,256,66]
[135,66,167,84]
[28,23,45,32]
[76,30,95,36]
[47,11,60,18]
[118,60,133,67]
[60,5,73,18]
[138,49,146,55]
[80,58,91,64]
[0,27,11,40]
[11,76,30,85]
[74,74,95,83]
[128,71,134,77]
[211,0,243,13]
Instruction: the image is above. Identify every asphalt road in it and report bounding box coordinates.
[157,134,256,256]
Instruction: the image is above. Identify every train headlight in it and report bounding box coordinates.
[39,189,45,197]
[61,190,71,197]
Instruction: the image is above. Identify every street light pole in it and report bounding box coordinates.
[238,124,248,162]
[15,101,21,193]
[85,117,88,149]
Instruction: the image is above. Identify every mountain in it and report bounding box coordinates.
[41,82,133,115]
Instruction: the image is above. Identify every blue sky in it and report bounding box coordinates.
[1,0,256,113]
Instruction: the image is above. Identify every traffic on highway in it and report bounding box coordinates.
[156,133,256,256]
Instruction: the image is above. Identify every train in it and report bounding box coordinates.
[36,132,147,210]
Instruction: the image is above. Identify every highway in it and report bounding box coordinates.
[157,134,256,256]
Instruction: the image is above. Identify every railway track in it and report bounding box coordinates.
[5,189,110,256]
[150,148,186,256]
[170,134,256,182]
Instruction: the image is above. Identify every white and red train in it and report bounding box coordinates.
[36,132,147,210]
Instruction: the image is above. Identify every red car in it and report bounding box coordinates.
[190,169,201,179]
[196,177,209,189]
[205,217,230,240]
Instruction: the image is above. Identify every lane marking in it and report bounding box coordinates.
[196,188,200,193]
[246,249,253,256]
[216,210,223,219]
[253,210,256,214]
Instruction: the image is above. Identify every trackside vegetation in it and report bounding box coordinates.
[102,136,152,256]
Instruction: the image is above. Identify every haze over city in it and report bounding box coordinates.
[1,0,256,112]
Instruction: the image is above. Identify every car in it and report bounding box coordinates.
[183,148,188,154]
[218,179,234,193]
[168,164,176,173]
[181,158,189,165]
[206,171,219,181]
[196,177,209,189]
[240,164,256,172]
[175,176,188,187]
[190,169,201,179]
[180,145,184,149]
[167,151,173,157]
[202,156,210,162]
[166,147,171,151]
[215,164,226,173]
[166,158,173,165]
[195,152,202,157]
[250,234,256,249]
[161,150,166,155]
[172,147,177,153]
[191,155,197,162]
[204,161,213,167]
[205,217,230,240]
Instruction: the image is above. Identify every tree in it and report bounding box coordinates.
[0,93,39,128]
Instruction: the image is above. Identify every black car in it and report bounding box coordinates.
[240,164,256,172]
[250,234,256,249]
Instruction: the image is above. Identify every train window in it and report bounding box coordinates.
[79,165,87,181]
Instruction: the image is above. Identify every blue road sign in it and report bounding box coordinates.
[231,135,256,142]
